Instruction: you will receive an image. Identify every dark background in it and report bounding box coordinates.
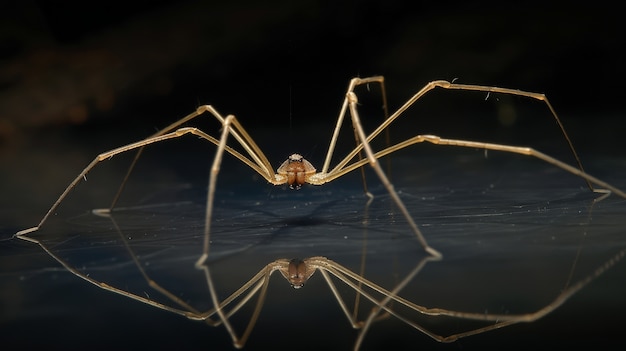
[2,1,624,136]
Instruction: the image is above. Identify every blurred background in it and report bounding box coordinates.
[2,0,625,135]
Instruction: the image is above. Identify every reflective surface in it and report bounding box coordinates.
[2,137,626,349]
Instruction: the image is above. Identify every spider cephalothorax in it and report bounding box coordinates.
[277,153,316,189]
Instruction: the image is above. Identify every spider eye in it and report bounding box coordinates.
[288,153,304,163]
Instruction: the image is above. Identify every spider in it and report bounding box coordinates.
[16,76,625,247]
[14,76,626,349]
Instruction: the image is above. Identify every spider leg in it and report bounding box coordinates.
[191,115,289,348]
[319,76,391,196]
[423,135,626,198]
[13,115,286,344]
[332,79,604,194]
[202,260,286,348]
[15,108,285,240]
[340,134,626,199]
[314,244,626,348]
[345,92,443,258]
[320,76,387,176]
[27,201,288,349]
[15,128,206,239]
[191,114,255,346]
[109,105,280,210]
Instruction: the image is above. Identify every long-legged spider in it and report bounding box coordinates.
[15,76,626,348]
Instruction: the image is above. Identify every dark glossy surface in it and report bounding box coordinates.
[2,139,626,350]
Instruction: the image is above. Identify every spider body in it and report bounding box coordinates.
[280,258,316,288]
[276,153,316,189]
